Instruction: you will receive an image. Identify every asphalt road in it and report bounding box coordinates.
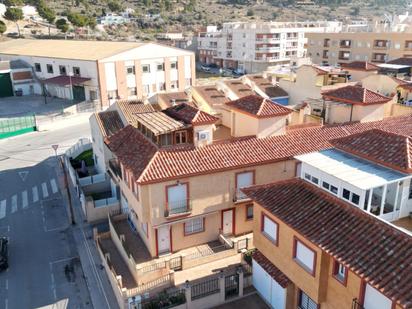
[0,121,118,309]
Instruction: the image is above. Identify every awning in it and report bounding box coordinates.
[42,75,91,86]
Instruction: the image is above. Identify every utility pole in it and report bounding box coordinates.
[60,156,76,225]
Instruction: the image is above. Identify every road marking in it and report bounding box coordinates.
[50,178,58,194]
[0,200,6,219]
[11,195,17,214]
[5,298,8,309]
[42,182,49,198]
[5,279,8,290]
[22,190,28,209]
[50,256,78,265]
[32,186,39,203]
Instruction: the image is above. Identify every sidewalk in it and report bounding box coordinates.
[56,160,120,309]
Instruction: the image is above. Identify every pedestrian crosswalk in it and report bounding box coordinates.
[0,178,60,220]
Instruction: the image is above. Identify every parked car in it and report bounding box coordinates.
[0,237,8,271]
[405,99,412,107]
[232,68,245,76]
[200,64,211,72]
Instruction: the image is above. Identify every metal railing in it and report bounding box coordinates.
[191,277,220,300]
[352,298,364,309]
[164,199,192,217]
[109,159,122,179]
[140,289,186,309]
[169,256,182,271]
[141,260,167,273]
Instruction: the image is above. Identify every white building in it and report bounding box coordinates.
[0,39,195,107]
[197,21,342,73]
[97,13,130,25]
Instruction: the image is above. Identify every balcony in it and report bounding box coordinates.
[255,46,280,52]
[164,199,192,217]
[340,40,352,48]
[109,158,122,180]
[233,188,251,203]
[256,37,280,43]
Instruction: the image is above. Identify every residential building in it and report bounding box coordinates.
[340,61,380,81]
[0,60,40,97]
[244,127,412,309]
[197,21,342,73]
[0,39,195,107]
[242,74,289,105]
[97,13,131,25]
[307,32,412,66]
[244,176,412,309]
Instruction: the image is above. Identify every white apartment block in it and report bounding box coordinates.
[0,39,195,108]
[197,21,342,73]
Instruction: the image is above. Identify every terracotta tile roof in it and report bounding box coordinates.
[226,95,292,118]
[341,61,380,71]
[116,100,156,124]
[192,85,230,106]
[246,75,288,98]
[224,80,256,98]
[387,57,412,66]
[133,111,186,136]
[331,129,412,173]
[105,125,158,179]
[137,114,412,184]
[322,85,392,105]
[157,92,191,108]
[252,250,291,288]
[164,103,218,125]
[95,111,124,137]
[242,178,412,309]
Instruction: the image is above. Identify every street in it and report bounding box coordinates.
[0,120,118,309]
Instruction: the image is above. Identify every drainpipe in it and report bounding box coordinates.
[349,104,354,122]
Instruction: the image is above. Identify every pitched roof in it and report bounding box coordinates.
[0,39,142,61]
[95,111,124,137]
[164,103,218,125]
[242,178,412,309]
[387,57,412,66]
[252,250,291,288]
[116,100,156,124]
[192,85,230,107]
[105,125,158,180]
[226,95,292,118]
[133,111,186,135]
[341,61,380,71]
[224,80,255,98]
[331,129,412,173]
[322,85,392,105]
[246,75,288,98]
[157,92,191,107]
[137,114,412,184]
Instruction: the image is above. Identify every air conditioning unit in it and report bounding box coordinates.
[198,130,209,141]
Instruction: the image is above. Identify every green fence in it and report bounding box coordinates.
[0,114,37,139]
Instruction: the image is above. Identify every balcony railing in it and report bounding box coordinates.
[164,199,192,217]
[109,159,122,179]
[233,188,251,202]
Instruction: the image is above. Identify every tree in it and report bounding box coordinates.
[107,1,122,12]
[4,0,23,7]
[56,18,69,34]
[0,21,6,36]
[67,11,88,27]
[37,2,56,36]
[87,17,96,29]
[4,7,23,37]
[246,8,254,16]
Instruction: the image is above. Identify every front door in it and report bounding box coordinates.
[157,226,171,255]
[222,209,234,235]
[72,85,86,103]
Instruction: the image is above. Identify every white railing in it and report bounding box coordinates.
[95,196,118,208]
[79,173,106,186]
[65,138,92,159]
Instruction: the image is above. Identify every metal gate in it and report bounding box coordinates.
[0,114,36,139]
[72,85,86,103]
[0,73,13,97]
[225,273,239,299]
[169,256,182,271]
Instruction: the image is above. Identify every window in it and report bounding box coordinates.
[141,222,148,238]
[185,78,192,87]
[330,185,338,195]
[143,84,150,94]
[322,181,330,190]
[47,64,54,74]
[236,171,254,200]
[107,90,118,99]
[170,61,178,69]
[142,64,150,73]
[175,131,187,144]
[89,90,97,101]
[73,67,80,76]
[322,181,338,195]
[304,173,311,181]
[311,176,319,185]
[171,80,179,89]
[34,63,41,72]
[167,183,188,215]
[59,65,66,75]
[333,260,347,285]
[126,65,135,75]
[342,188,360,205]
[298,290,318,309]
[294,238,316,275]
[157,63,165,71]
[184,217,204,235]
[246,204,253,220]
[158,82,166,91]
[128,87,137,96]
[261,214,278,244]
